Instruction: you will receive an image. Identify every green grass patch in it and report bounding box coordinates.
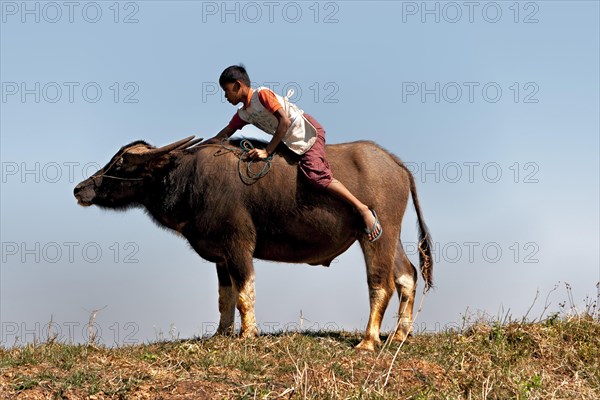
[1,314,598,399]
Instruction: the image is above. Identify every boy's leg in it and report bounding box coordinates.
[301,114,382,241]
[325,179,381,241]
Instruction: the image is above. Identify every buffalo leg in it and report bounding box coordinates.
[226,254,258,338]
[356,239,396,352]
[393,242,417,342]
[215,262,237,335]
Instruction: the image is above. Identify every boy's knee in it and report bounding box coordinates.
[299,159,333,190]
[311,175,333,190]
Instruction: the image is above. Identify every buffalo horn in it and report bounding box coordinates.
[174,137,204,150]
[125,136,196,164]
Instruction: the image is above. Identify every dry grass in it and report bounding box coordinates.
[1,312,598,399]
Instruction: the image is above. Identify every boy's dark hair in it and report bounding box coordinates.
[219,65,251,88]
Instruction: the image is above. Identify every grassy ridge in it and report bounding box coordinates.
[1,315,598,399]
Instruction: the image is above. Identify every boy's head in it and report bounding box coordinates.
[219,65,251,106]
[219,65,251,88]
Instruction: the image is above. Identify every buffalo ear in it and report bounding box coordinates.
[149,152,177,169]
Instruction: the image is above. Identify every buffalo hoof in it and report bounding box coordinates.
[239,327,259,339]
[355,339,379,352]
[214,327,235,337]
[392,331,413,343]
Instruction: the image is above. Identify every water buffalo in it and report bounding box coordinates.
[73,136,433,351]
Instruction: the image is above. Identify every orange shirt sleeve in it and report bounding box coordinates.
[258,88,283,114]
[228,112,248,130]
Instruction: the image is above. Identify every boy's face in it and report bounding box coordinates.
[222,81,245,105]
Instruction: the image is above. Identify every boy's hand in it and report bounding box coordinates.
[247,148,270,160]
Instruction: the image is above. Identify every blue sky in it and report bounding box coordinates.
[1,1,599,345]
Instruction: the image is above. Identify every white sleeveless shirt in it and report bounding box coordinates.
[237,87,318,155]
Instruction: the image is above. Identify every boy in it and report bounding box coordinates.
[208,65,382,242]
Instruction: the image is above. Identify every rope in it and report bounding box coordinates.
[212,88,293,185]
[215,139,274,185]
[91,156,144,183]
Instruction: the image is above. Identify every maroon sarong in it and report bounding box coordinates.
[298,113,333,189]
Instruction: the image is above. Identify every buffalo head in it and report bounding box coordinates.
[74,136,202,209]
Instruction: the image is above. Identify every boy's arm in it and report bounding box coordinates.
[205,112,248,144]
[248,109,290,159]
[204,125,236,144]
[266,109,291,155]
